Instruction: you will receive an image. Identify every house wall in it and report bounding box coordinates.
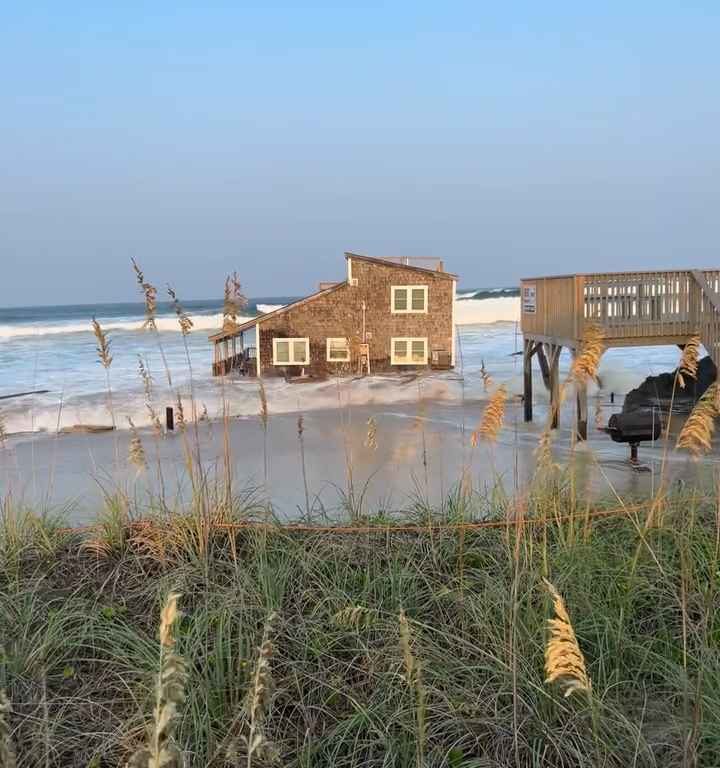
[257,258,454,377]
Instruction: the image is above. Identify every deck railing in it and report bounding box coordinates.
[521,269,720,364]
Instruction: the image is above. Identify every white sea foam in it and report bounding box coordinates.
[455,296,520,325]
[0,313,256,340]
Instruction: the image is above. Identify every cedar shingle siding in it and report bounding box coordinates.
[258,256,455,377]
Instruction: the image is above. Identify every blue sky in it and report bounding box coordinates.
[1,1,718,305]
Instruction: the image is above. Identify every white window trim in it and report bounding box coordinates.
[391,337,428,365]
[326,337,350,362]
[391,285,428,314]
[272,337,310,366]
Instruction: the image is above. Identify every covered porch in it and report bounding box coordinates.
[209,321,257,377]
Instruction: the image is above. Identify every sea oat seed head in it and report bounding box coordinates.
[471,386,507,445]
[167,285,194,336]
[92,318,113,369]
[543,579,591,698]
[677,382,720,457]
[131,258,158,331]
[571,325,605,384]
[677,335,701,389]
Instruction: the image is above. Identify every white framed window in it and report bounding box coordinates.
[326,337,350,362]
[391,337,428,365]
[391,285,428,314]
[272,337,309,366]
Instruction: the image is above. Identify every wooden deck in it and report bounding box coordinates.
[521,269,720,438]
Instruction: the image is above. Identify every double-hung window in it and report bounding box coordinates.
[272,337,309,366]
[391,337,428,365]
[326,337,350,362]
[391,285,428,314]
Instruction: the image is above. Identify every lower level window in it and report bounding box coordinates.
[327,337,350,362]
[273,337,309,365]
[391,337,428,365]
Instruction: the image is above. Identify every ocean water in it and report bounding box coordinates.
[0,291,686,439]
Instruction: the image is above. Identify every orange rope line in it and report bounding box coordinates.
[61,501,656,536]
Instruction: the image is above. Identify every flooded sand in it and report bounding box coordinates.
[0,395,713,525]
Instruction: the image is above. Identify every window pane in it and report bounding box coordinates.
[394,340,407,360]
[394,288,407,310]
[411,340,425,361]
[293,340,307,363]
[411,288,426,311]
[329,338,348,359]
[275,341,289,363]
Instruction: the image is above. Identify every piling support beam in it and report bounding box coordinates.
[573,349,588,441]
[548,344,561,430]
[523,339,534,422]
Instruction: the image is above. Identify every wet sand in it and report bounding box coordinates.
[1,395,715,524]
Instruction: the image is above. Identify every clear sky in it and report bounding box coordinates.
[1,1,718,305]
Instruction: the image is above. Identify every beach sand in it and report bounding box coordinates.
[0,394,711,524]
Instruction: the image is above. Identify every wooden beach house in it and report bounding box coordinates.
[521,269,720,439]
[210,253,457,378]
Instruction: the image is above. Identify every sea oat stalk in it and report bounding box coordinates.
[128,418,148,472]
[129,592,187,768]
[92,318,116,432]
[223,272,248,325]
[242,612,279,768]
[131,259,172,386]
[398,609,427,768]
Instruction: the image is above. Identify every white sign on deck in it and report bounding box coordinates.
[522,284,537,314]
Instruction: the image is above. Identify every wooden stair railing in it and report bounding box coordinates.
[691,270,720,369]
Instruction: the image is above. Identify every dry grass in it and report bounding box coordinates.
[677,382,720,457]
[129,592,187,768]
[571,324,605,384]
[678,335,701,389]
[543,579,591,698]
[471,386,507,446]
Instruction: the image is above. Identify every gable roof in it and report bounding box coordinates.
[209,280,348,341]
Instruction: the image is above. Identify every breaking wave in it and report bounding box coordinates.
[0,296,516,340]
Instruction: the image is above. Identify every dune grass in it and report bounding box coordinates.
[1,482,720,767]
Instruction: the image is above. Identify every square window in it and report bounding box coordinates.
[391,338,427,365]
[392,285,427,313]
[273,337,309,365]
